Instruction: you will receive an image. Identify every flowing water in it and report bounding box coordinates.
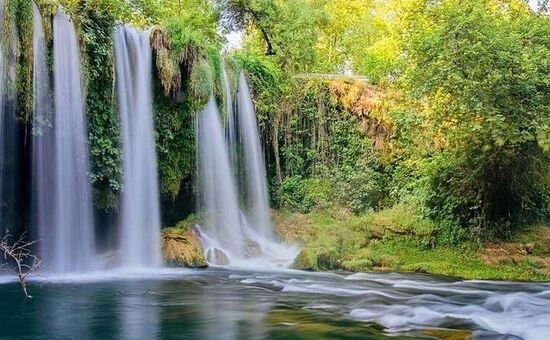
[196,94,298,267]
[237,72,273,240]
[0,0,19,234]
[31,1,54,263]
[114,25,161,269]
[0,269,548,339]
[223,63,238,171]
[196,97,246,259]
[46,7,95,273]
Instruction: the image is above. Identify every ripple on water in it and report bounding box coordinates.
[1,268,549,339]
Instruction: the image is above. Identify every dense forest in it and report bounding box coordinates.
[2,0,550,279]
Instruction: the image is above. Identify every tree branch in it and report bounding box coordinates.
[0,231,41,298]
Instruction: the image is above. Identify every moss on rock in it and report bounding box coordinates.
[162,230,208,268]
[291,249,315,270]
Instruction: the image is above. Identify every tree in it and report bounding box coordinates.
[0,232,42,298]
[398,0,550,238]
[217,0,278,55]
[218,0,321,72]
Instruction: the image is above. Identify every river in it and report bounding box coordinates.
[0,268,549,339]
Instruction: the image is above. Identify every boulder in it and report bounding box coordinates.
[290,249,315,270]
[244,239,262,258]
[205,248,229,265]
[162,231,208,268]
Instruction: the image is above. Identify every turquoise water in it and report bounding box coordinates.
[0,268,548,339]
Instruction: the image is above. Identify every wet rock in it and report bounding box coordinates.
[205,248,230,265]
[244,239,262,258]
[290,250,315,271]
[316,252,341,271]
[162,231,208,268]
[420,329,472,340]
[291,250,341,271]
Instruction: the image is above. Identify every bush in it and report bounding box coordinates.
[278,175,310,212]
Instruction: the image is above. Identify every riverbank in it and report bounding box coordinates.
[161,207,550,281]
[273,207,550,281]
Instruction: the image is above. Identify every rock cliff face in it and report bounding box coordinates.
[162,230,208,268]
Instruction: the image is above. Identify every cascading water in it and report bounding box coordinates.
[114,25,161,269]
[196,97,245,261]
[223,63,237,170]
[0,0,19,235]
[196,70,298,268]
[31,1,54,267]
[236,72,273,240]
[46,6,96,273]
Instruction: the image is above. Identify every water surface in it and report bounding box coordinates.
[0,268,548,339]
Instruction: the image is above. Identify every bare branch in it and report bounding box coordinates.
[0,231,42,298]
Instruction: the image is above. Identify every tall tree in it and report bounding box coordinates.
[398,0,550,237]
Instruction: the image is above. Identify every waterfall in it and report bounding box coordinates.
[236,72,273,240]
[32,2,54,269]
[196,74,299,267]
[114,25,161,269]
[196,97,245,260]
[0,0,19,234]
[47,6,96,273]
[223,63,237,171]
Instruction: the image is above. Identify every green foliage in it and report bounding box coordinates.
[190,59,215,105]
[315,0,398,80]
[279,208,550,280]
[17,0,550,244]
[149,8,221,200]
[32,0,222,209]
[11,0,33,124]
[207,47,223,100]
[232,51,282,124]
[160,0,219,45]
[267,0,321,71]
[220,0,322,72]
[278,176,309,212]
[79,2,122,210]
[268,78,389,214]
[154,78,196,198]
[398,0,550,238]
[131,0,220,32]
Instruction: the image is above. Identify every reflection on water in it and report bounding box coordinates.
[119,287,160,339]
[0,268,549,339]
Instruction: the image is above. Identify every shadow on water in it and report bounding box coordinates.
[1,268,548,339]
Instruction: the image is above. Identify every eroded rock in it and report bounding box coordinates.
[244,239,262,258]
[162,231,208,268]
[205,248,230,265]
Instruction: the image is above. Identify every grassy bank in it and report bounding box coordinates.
[273,206,550,281]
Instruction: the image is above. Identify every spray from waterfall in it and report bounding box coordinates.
[32,1,54,267]
[46,6,96,273]
[114,25,161,269]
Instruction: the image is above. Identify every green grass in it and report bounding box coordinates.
[162,214,200,234]
[366,240,548,281]
[275,205,550,281]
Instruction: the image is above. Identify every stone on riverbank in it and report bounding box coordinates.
[162,230,208,268]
